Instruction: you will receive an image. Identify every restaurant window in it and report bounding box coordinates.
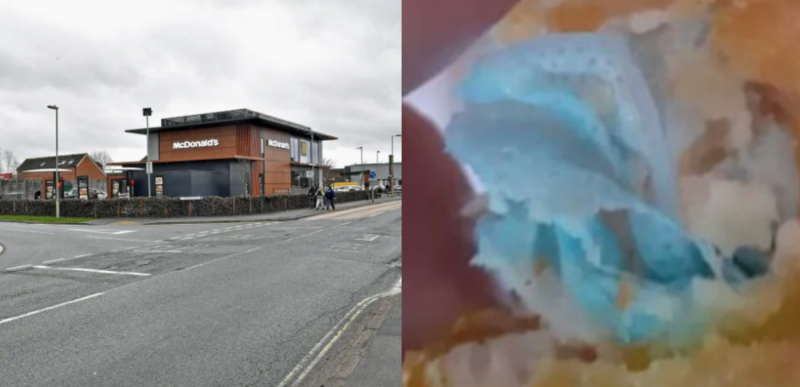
[299,140,310,164]
[290,138,299,161]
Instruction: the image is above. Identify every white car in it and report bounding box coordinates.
[393,185,402,192]
[91,189,108,200]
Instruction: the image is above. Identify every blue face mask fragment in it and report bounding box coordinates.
[445,33,766,346]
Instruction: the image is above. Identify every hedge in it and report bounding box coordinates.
[0,191,372,219]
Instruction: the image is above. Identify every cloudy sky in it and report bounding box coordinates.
[0,0,400,169]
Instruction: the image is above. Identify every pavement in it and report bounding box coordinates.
[345,294,401,387]
[0,199,402,386]
[82,196,401,225]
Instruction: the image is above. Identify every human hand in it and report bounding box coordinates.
[402,0,521,356]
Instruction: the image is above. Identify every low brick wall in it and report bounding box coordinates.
[0,191,371,219]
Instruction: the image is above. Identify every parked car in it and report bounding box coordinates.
[64,188,79,199]
[91,189,108,200]
[393,185,402,192]
[64,188,107,200]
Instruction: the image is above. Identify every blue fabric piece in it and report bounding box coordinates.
[444,33,746,345]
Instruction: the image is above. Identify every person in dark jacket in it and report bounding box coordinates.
[325,186,336,211]
[307,186,317,208]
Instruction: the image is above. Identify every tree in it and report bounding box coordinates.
[1,149,19,174]
[319,158,336,168]
[89,151,113,169]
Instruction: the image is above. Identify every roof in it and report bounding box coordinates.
[124,108,338,141]
[17,153,88,172]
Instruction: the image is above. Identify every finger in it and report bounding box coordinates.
[402,104,500,354]
[402,0,520,95]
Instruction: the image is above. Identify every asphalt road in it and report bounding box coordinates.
[0,200,401,387]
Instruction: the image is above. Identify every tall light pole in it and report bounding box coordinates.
[143,108,153,197]
[357,146,363,187]
[47,105,60,218]
[390,134,401,194]
[310,129,315,188]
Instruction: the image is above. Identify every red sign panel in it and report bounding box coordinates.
[0,173,12,180]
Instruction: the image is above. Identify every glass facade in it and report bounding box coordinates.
[290,138,299,161]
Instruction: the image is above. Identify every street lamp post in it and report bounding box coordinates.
[357,146,363,188]
[143,108,153,197]
[376,150,381,187]
[390,134,401,194]
[47,105,59,218]
[310,128,315,188]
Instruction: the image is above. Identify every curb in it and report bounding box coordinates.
[0,198,401,227]
[0,220,94,225]
[140,198,401,226]
[302,293,400,387]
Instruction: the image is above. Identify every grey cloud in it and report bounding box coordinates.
[0,0,400,167]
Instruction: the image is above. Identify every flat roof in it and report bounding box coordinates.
[125,108,337,140]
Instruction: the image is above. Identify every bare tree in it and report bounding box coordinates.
[1,149,19,174]
[319,158,336,168]
[89,151,113,169]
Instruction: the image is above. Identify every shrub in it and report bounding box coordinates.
[0,191,375,219]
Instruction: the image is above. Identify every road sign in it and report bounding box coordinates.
[146,161,153,174]
[369,171,376,179]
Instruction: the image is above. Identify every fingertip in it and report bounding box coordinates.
[403,0,520,95]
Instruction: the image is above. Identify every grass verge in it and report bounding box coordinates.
[0,215,93,224]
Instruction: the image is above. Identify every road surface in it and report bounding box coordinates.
[0,200,401,386]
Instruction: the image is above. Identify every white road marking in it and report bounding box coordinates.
[68,229,136,235]
[6,264,32,271]
[0,228,53,235]
[266,227,322,231]
[74,254,92,258]
[87,236,159,243]
[183,247,261,271]
[368,211,385,218]
[42,258,66,264]
[32,265,151,276]
[0,293,104,326]
[279,229,324,243]
[340,222,351,227]
[355,234,380,242]
[279,276,402,387]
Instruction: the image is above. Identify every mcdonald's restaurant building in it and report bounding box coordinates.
[108,109,335,199]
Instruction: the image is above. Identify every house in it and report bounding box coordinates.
[17,153,107,198]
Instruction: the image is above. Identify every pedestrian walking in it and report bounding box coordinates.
[325,186,336,211]
[308,185,317,209]
[315,187,325,210]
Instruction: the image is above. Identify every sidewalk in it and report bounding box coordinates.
[85,196,400,225]
[343,294,401,387]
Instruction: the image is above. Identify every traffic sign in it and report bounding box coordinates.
[369,171,376,179]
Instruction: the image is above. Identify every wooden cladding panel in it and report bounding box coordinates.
[261,126,291,194]
[159,126,237,162]
[153,123,293,195]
